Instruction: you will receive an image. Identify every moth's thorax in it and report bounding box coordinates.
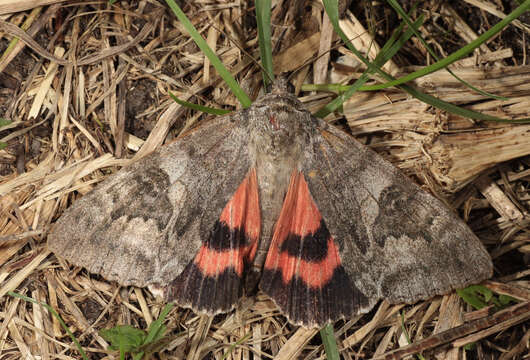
[247,94,314,189]
[249,95,314,159]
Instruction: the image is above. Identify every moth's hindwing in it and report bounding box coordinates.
[167,168,260,314]
[48,114,253,290]
[260,172,370,328]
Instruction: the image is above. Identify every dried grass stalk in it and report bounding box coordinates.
[342,65,530,191]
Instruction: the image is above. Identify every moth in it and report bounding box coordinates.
[48,78,493,328]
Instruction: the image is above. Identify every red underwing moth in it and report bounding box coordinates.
[48,78,493,328]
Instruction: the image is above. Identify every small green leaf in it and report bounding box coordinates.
[458,285,519,312]
[133,303,174,360]
[0,118,11,127]
[499,294,517,306]
[100,325,146,353]
[457,285,493,310]
[144,303,173,344]
[464,342,475,351]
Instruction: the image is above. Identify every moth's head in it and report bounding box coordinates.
[267,76,294,95]
[254,76,303,111]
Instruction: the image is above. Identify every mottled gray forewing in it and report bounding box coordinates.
[48,114,252,287]
[302,119,493,307]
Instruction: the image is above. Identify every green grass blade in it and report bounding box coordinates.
[378,16,424,65]
[0,8,42,64]
[320,324,340,360]
[316,0,372,117]
[322,0,390,78]
[318,72,530,123]
[385,0,507,100]
[256,0,274,88]
[365,0,530,91]
[315,2,421,117]
[321,0,530,123]
[404,84,529,123]
[220,332,252,360]
[314,73,369,118]
[169,92,231,115]
[306,11,422,96]
[0,117,10,150]
[400,311,426,360]
[164,0,251,108]
[8,291,89,360]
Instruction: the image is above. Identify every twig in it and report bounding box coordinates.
[372,301,530,360]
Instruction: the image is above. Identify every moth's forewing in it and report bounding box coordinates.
[48,115,254,292]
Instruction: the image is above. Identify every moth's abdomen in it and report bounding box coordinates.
[250,159,294,283]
